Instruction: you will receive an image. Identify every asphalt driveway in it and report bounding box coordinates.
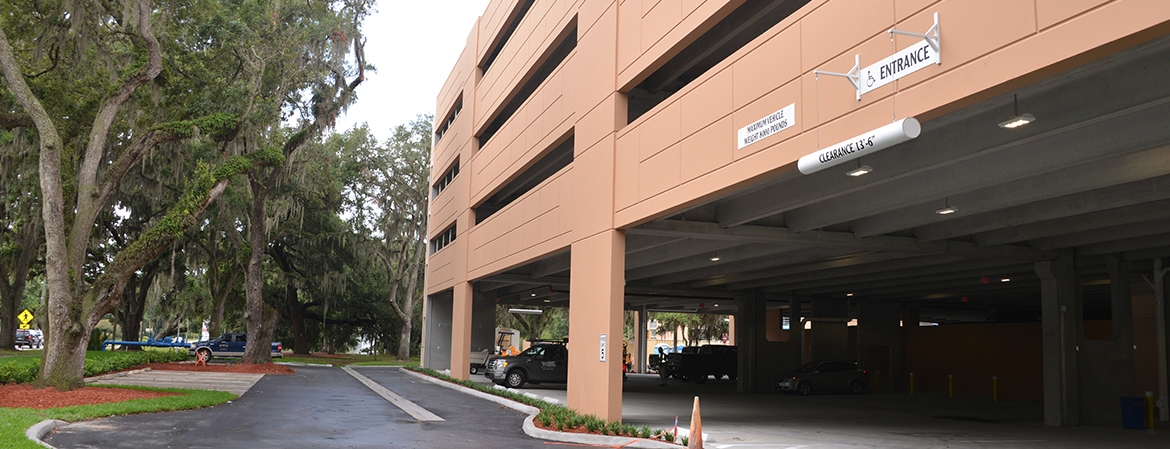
[46,365,545,448]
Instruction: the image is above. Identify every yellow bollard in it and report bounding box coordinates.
[992,376,998,403]
[909,372,915,396]
[1146,391,1156,429]
[948,374,954,399]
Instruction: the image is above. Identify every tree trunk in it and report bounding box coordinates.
[242,181,273,364]
[0,216,39,349]
[286,280,309,354]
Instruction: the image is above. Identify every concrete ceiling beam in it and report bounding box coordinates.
[963,188,1170,246]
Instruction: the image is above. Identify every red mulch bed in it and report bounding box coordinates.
[133,361,295,375]
[0,362,293,409]
[0,384,177,409]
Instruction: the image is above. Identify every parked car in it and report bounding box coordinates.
[775,360,867,395]
[189,332,283,359]
[663,344,737,384]
[14,329,34,349]
[29,329,43,348]
[485,341,567,388]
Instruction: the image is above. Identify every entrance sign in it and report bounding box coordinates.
[814,13,940,100]
[599,333,607,362]
[797,118,921,175]
[738,103,796,149]
[858,37,937,96]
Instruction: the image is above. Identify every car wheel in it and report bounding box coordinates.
[679,372,692,382]
[470,366,479,375]
[849,380,864,394]
[505,370,527,389]
[797,381,812,396]
[197,348,212,361]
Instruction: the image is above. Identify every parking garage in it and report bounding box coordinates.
[423,0,1170,430]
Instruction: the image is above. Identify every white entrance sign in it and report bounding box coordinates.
[599,333,607,362]
[797,118,921,175]
[738,103,796,149]
[858,38,938,97]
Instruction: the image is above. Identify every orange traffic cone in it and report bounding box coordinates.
[688,396,703,449]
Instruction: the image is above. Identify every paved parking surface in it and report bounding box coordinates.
[86,369,264,396]
[476,372,1170,448]
[46,365,546,449]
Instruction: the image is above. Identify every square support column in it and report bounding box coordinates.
[567,229,625,421]
[449,282,474,380]
[422,292,453,370]
[637,306,648,373]
[735,294,763,393]
[858,301,902,392]
[790,298,805,365]
[1036,249,1081,427]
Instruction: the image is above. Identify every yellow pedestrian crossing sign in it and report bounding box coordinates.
[17,309,33,324]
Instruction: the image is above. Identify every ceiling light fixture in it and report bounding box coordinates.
[846,293,854,297]
[998,94,1035,129]
[1001,278,1011,282]
[710,256,721,262]
[543,299,551,303]
[935,198,957,215]
[846,165,873,177]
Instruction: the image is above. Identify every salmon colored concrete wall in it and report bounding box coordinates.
[429,0,1170,419]
[612,0,1170,228]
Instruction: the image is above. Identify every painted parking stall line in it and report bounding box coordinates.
[342,366,444,422]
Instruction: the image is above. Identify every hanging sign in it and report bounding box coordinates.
[858,38,938,97]
[797,118,920,175]
[738,103,796,149]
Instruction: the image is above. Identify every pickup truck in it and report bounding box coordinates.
[189,332,283,359]
[663,344,737,384]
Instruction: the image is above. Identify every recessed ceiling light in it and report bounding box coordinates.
[935,206,958,215]
[530,293,536,297]
[846,293,854,297]
[998,114,1035,129]
[710,257,721,262]
[846,165,873,177]
[543,299,551,303]
[1000,278,1011,282]
[713,303,719,307]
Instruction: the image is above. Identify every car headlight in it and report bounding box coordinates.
[497,361,508,369]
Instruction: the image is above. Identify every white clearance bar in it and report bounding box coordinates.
[738,103,795,150]
[797,118,921,175]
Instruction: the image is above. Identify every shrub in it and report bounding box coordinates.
[0,358,40,384]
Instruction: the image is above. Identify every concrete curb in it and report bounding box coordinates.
[397,368,679,448]
[26,419,67,449]
[83,367,152,384]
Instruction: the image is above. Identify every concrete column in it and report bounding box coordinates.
[1036,249,1081,427]
[422,292,453,370]
[637,306,648,373]
[1077,255,1137,424]
[567,229,625,421]
[449,282,474,380]
[858,301,902,392]
[471,288,496,353]
[790,297,804,365]
[809,298,849,361]
[735,294,763,393]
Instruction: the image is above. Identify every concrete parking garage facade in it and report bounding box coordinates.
[423,0,1170,426]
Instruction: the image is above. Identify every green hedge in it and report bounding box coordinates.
[0,350,189,385]
[404,365,677,444]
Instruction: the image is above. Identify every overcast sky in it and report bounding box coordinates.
[336,0,491,141]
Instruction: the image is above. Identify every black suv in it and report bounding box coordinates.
[485,341,567,388]
[14,329,34,348]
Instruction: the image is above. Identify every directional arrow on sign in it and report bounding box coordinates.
[17,309,33,324]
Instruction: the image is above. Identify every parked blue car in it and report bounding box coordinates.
[189,332,283,359]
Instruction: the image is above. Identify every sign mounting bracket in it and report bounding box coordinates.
[814,54,862,101]
[890,12,941,64]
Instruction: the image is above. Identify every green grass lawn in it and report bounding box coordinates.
[1,385,234,449]
[278,353,418,367]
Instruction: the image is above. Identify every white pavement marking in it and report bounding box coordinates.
[343,366,444,422]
